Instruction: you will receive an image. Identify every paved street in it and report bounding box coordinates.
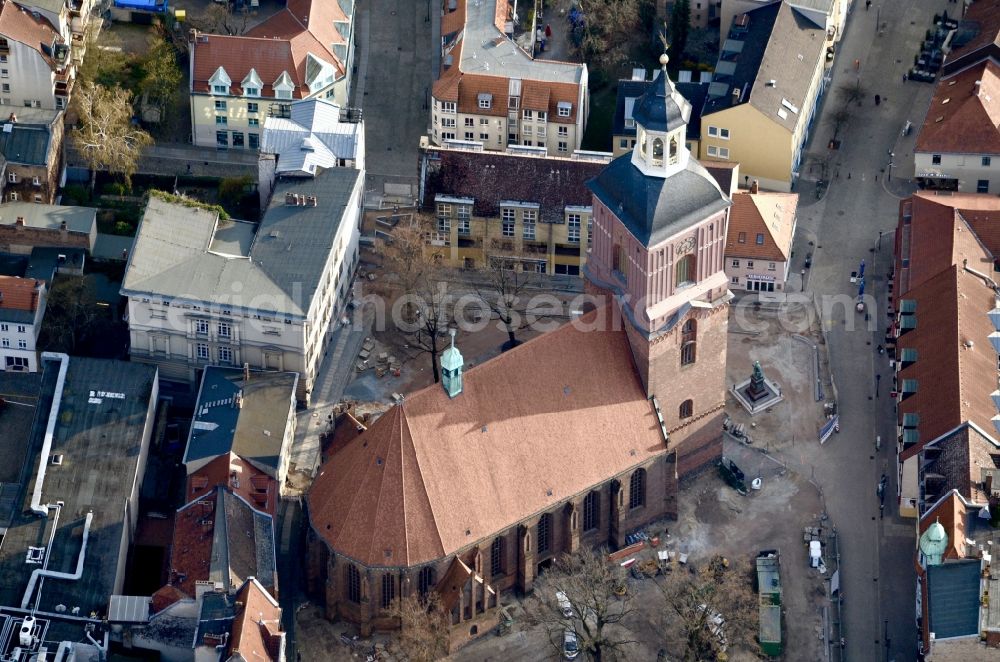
[792,1,950,660]
[352,0,436,204]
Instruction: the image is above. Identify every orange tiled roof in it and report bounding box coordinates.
[441,0,466,36]
[228,579,283,662]
[944,0,1000,66]
[191,0,347,96]
[188,454,277,516]
[0,275,41,312]
[307,310,669,567]
[915,61,1000,155]
[0,2,58,65]
[725,191,797,262]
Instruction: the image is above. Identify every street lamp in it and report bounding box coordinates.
[887,151,895,183]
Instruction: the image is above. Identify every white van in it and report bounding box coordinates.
[556,591,574,618]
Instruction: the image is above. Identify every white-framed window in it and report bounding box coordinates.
[480,118,489,125]
[746,260,754,269]
[479,95,492,109]
[196,344,209,360]
[244,87,259,97]
[275,89,292,100]
[214,99,226,110]
[457,204,471,224]
[567,213,581,243]
[218,346,233,364]
[558,141,568,153]
[0,323,6,331]
[523,125,532,136]
[501,208,515,237]
[557,103,571,117]
[212,84,228,94]
[17,339,26,349]
[215,115,227,125]
[247,102,258,113]
[248,118,259,126]
[464,117,474,127]
[731,259,740,267]
[7,192,17,201]
[523,109,533,120]
[479,132,490,140]
[558,126,568,136]
[720,128,730,139]
[7,172,15,183]
[707,145,730,159]
[523,209,536,240]
[441,101,456,113]
[538,111,547,122]
[441,132,455,141]
[458,217,470,235]
[464,131,474,140]
[768,262,776,271]
[196,319,209,335]
[217,322,231,338]
[441,117,456,128]
[31,176,40,186]
[1,338,8,348]
[708,126,718,137]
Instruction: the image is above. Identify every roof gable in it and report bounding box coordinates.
[915,61,1000,155]
[725,191,797,261]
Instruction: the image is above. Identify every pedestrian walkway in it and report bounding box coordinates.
[286,305,372,492]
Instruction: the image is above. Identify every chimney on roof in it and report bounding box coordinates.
[14,216,24,229]
[8,113,15,123]
[750,180,759,194]
[59,220,67,232]
[306,195,317,206]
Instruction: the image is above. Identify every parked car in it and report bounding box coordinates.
[563,629,580,660]
[556,591,574,618]
[809,540,823,568]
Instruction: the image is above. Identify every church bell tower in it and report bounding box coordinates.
[586,51,733,476]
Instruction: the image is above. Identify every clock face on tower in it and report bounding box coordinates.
[676,236,696,255]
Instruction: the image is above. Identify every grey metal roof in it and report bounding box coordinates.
[261,98,363,176]
[459,0,584,84]
[631,68,692,134]
[588,154,731,247]
[123,168,361,317]
[927,560,982,639]
[185,367,298,476]
[704,2,827,134]
[0,356,157,614]
[209,489,277,593]
[788,0,835,13]
[209,220,257,257]
[92,233,134,261]
[0,121,52,166]
[0,202,97,234]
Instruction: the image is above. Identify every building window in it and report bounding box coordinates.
[442,132,455,141]
[523,109,533,120]
[756,233,765,244]
[558,126,568,137]
[196,344,209,360]
[978,179,990,194]
[537,513,552,554]
[707,145,730,159]
[458,217,471,235]
[501,208,515,237]
[731,259,740,267]
[0,84,8,93]
[708,126,718,137]
[558,141,568,153]
[218,322,231,338]
[7,192,17,201]
[216,131,228,147]
[768,262,776,271]
[652,137,664,165]
[244,87,259,97]
[346,565,361,604]
[247,102,258,113]
[464,117,474,127]
[218,346,233,364]
[681,319,696,366]
[214,100,226,110]
[538,111,547,121]
[464,131,474,141]
[523,209,536,240]
[567,213,581,243]
[380,574,395,609]
[675,254,696,287]
[249,133,259,150]
[491,536,505,576]
[232,132,244,148]
[0,324,7,331]
[583,491,599,531]
[212,84,228,94]
[441,117,456,128]
[480,118,489,125]
[479,132,490,140]
[479,97,491,109]
[441,101,456,113]
[16,325,25,333]
[737,232,746,243]
[215,115,227,125]
[931,154,941,165]
[196,320,208,335]
[248,118,259,127]
[620,138,628,148]
[558,104,571,118]
[0,338,7,348]
[747,260,754,269]
[679,399,693,418]
[418,566,435,595]
[629,469,646,509]
[6,172,15,183]
[613,243,627,283]
[720,128,730,139]
[984,156,992,167]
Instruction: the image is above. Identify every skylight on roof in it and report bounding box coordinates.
[777,108,788,120]
[942,98,950,104]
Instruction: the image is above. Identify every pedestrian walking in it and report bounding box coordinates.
[545,23,552,38]
[902,72,907,83]
[865,0,871,9]
[854,58,860,71]
[875,94,881,105]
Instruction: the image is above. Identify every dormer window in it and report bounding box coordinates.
[208,66,232,96]
[557,102,572,117]
[273,72,294,100]
[478,93,492,109]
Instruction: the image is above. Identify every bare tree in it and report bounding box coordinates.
[525,549,637,662]
[388,593,451,662]
[647,556,758,661]
[71,83,153,191]
[825,107,852,141]
[378,215,454,383]
[573,0,647,72]
[836,80,868,107]
[38,277,101,354]
[475,257,537,349]
[194,2,251,35]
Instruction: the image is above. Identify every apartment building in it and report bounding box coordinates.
[19,0,95,65]
[419,138,606,275]
[724,182,798,292]
[0,274,44,371]
[700,1,829,191]
[121,170,363,404]
[431,0,588,157]
[0,0,76,111]
[0,109,63,204]
[188,0,356,149]
[914,60,999,193]
[0,200,96,253]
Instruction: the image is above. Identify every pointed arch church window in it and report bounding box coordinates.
[652,138,664,165]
